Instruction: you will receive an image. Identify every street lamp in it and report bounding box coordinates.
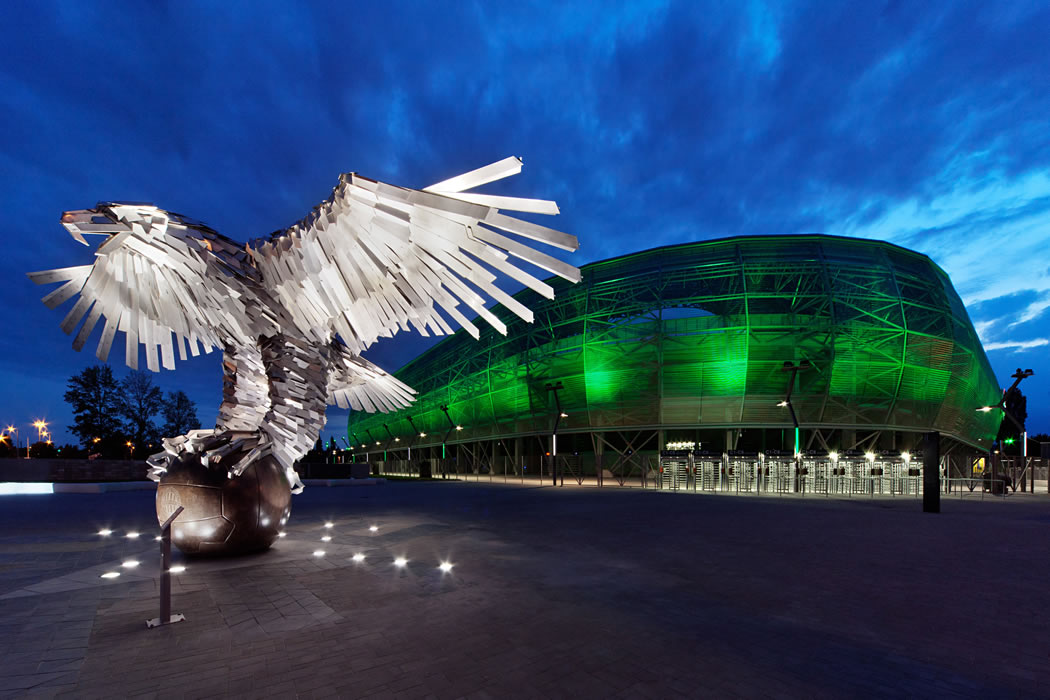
[545,381,564,486]
[405,416,420,461]
[778,360,811,492]
[777,361,810,454]
[439,405,456,478]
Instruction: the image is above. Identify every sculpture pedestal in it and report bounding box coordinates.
[155,453,292,555]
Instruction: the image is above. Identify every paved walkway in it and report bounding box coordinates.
[0,481,1047,698]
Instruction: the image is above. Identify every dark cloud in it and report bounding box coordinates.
[2,0,1049,441]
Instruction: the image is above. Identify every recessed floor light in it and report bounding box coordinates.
[313,550,325,557]
[122,559,139,568]
[369,525,378,532]
[394,557,408,567]
[278,531,287,538]
[126,532,140,539]
[321,535,332,542]
[352,553,365,562]
[439,561,454,573]
[100,571,120,579]
[324,522,334,529]
[168,565,186,574]
[97,529,112,536]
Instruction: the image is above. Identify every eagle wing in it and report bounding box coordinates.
[252,157,580,355]
[28,214,262,372]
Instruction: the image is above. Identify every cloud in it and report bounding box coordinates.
[982,338,1050,352]
[4,1,1050,440]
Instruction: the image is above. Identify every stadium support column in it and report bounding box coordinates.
[923,432,940,513]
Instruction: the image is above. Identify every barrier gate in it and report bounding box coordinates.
[870,450,899,494]
[763,450,795,493]
[801,450,832,494]
[837,450,868,494]
[726,450,761,492]
[659,450,691,491]
[694,450,722,491]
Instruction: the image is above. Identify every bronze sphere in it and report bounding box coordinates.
[155,451,292,555]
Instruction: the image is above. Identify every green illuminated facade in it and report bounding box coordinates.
[348,235,1002,456]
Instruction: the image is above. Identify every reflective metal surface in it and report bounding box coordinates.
[156,451,291,555]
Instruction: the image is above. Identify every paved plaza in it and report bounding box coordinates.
[0,480,1047,698]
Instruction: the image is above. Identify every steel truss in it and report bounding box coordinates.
[349,235,1002,457]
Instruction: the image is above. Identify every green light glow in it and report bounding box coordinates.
[349,235,1002,449]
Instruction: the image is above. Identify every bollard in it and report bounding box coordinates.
[147,505,186,628]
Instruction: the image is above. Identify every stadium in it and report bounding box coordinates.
[347,234,1003,488]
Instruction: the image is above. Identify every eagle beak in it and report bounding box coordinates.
[61,210,130,246]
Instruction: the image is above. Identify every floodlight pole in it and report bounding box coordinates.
[780,360,811,491]
[147,505,185,628]
[405,415,419,462]
[382,423,395,463]
[365,429,378,468]
[440,405,455,479]
[546,382,564,486]
[351,431,362,462]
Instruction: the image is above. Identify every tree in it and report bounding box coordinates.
[0,434,17,458]
[28,441,57,459]
[161,390,201,437]
[119,371,163,452]
[64,365,123,452]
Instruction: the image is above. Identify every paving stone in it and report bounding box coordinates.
[1,484,1049,697]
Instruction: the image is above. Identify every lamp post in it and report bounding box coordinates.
[779,360,810,491]
[405,416,419,462]
[545,382,565,486]
[365,428,378,467]
[350,431,362,462]
[440,405,456,479]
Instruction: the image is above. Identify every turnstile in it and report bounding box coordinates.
[727,450,761,492]
[659,450,690,491]
[693,450,722,491]
[763,450,795,493]
[839,450,868,494]
[801,450,832,494]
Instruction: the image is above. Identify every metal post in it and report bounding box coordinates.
[546,381,564,487]
[922,432,940,514]
[440,405,455,480]
[780,360,811,493]
[147,505,186,628]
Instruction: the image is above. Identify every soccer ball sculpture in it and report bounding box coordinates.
[30,158,579,555]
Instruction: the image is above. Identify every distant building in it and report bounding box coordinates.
[349,235,1001,471]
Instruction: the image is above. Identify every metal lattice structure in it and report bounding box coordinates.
[349,234,1002,454]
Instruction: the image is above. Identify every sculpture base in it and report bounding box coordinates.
[155,452,292,556]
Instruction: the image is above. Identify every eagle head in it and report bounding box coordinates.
[61,202,173,248]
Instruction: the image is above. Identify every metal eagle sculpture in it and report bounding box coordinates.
[29,158,578,551]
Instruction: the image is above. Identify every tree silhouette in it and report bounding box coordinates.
[64,365,124,454]
[119,371,163,453]
[161,390,201,437]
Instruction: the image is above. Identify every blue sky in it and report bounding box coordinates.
[2,1,1048,446]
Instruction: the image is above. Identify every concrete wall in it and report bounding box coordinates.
[0,458,372,482]
[0,458,148,482]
